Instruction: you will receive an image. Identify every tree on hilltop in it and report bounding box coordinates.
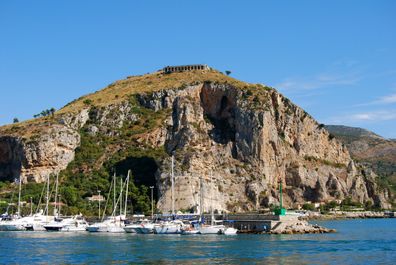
[50,108,56,117]
[34,107,57,118]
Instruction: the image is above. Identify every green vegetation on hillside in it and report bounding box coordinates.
[0,93,172,217]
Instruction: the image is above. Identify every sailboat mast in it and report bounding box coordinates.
[171,155,175,215]
[17,177,22,216]
[124,170,130,216]
[210,170,214,225]
[120,178,123,215]
[199,176,203,220]
[58,195,61,216]
[211,207,214,226]
[46,174,50,216]
[113,171,116,216]
[54,173,59,216]
[30,197,33,216]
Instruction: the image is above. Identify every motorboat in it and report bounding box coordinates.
[23,212,53,231]
[0,211,53,231]
[0,216,25,231]
[44,215,88,232]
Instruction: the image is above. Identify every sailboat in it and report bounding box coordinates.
[24,174,57,231]
[180,220,200,235]
[87,171,129,233]
[0,175,55,231]
[197,173,237,235]
[153,155,187,234]
[0,177,25,231]
[220,226,238,235]
[153,219,185,234]
[43,174,89,232]
[198,208,225,234]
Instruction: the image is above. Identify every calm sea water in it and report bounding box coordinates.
[0,219,395,264]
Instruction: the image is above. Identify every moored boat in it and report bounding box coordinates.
[220,227,238,235]
[124,219,155,234]
[181,225,200,235]
[86,215,126,233]
[154,220,185,234]
[198,223,225,234]
[44,215,88,232]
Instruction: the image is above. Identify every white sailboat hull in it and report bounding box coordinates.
[86,216,125,233]
[198,225,224,234]
[221,227,238,235]
[86,225,124,233]
[181,229,200,235]
[106,226,125,233]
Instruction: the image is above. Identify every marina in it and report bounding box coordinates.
[0,161,337,235]
[0,219,395,264]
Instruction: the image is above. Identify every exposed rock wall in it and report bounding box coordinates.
[0,125,80,183]
[153,83,391,211]
[0,80,391,210]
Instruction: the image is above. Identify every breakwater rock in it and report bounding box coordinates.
[308,211,387,220]
[269,220,336,234]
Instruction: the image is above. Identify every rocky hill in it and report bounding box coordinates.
[0,68,392,214]
[325,125,396,195]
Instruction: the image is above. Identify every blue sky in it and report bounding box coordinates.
[1,1,395,138]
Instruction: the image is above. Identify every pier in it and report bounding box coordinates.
[225,214,298,233]
[205,213,334,234]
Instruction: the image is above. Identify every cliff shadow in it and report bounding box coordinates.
[114,156,158,199]
[0,137,23,182]
[200,84,237,145]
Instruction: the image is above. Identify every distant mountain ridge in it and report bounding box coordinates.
[325,125,385,140]
[325,125,396,196]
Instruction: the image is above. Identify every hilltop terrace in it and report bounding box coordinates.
[163,64,209,73]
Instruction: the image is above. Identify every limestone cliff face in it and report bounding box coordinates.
[0,125,80,183]
[0,70,391,210]
[139,82,391,211]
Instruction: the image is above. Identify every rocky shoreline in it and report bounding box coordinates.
[306,211,394,220]
[267,221,336,234]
